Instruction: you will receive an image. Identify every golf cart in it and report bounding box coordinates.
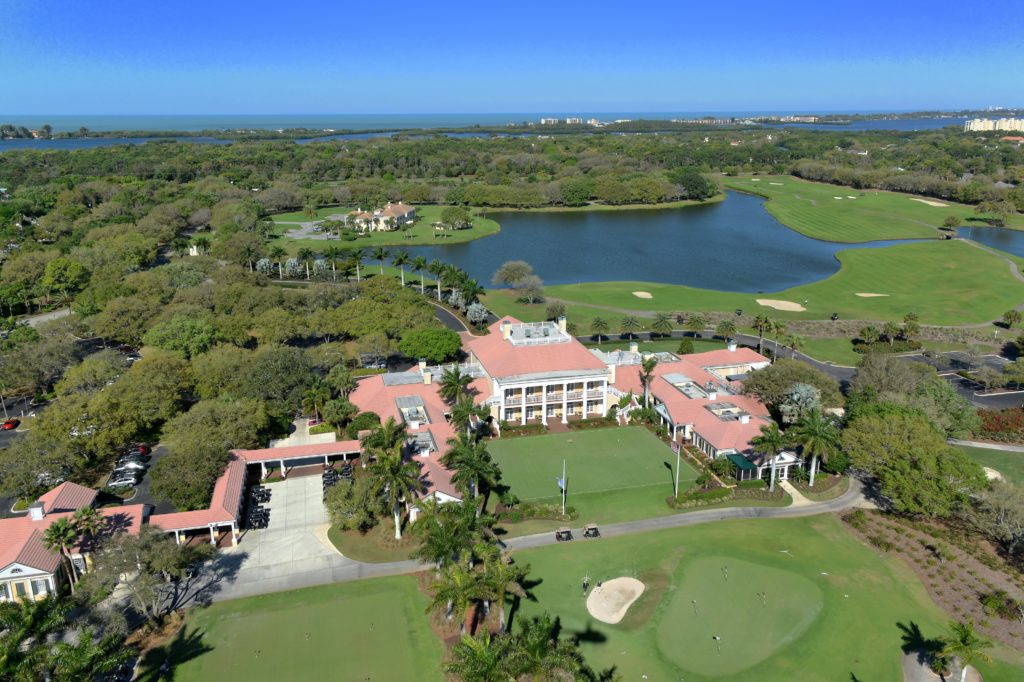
[555,527,573,542]
[583,524,600,538]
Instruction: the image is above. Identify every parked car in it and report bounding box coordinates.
[1,418,19,430]
[126,444,151,455]
[118,452,150,462]
[107,476,139,489]
[114,461,148,472]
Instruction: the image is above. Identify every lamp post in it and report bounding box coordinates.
[713,635,722,655]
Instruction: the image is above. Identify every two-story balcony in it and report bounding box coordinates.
[586,389,605,400]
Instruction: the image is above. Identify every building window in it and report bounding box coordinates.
[30,579,48,597]
[0,583,9,601]
[14,582,26,598]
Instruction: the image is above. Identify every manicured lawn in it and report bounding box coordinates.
[583,337,727,354]
[490,427,698,531]
[483,240,1023,326]
[149,575,443,682]
[510,515,1024,681]
[270,204,500,252]
[958,445,1024,484]
[723,175,1024,242]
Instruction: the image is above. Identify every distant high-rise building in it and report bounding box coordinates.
[539,117,559,125]
[964,117,1024,132]
[565,117,582,125]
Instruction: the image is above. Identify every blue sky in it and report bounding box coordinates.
[1,0,1022,114]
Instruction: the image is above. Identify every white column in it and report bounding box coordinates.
[209,526,216,546]
[520,387,527,425]
[47,576,55,593]
[261,462,267,480]
[280,459,286,478]
[541,382,548,425]
[231,522,239,546]
[174,530,181,545]
[602,380,609,416]
[561,382,568,424]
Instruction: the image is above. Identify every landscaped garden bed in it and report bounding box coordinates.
[790,475,849,501]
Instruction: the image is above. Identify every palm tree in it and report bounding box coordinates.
[450,394,489,434]
[459,278,486,306]
[771,319,788,362]
[640,355,659,408]
[369,450,421,539]
[411,255,429,294]
[483,555,529,634]
[427,259,446,299]
[412,500,471,569]
[715,319,737,339]
[372,246,390,275]
[297,247,314,280]
[788,409,839,487]
[941,621,993,682]
[302,380,332,421]
[71,506,105,551]
[750,421,786,492]
[509,613,583,681]
[350,247,365,282]
[326,364,357,398]
[684,313,707,338]
[788,333,805,359]
[41,518,79,592]
[443,633,517,682]
[442,433,501,508]
[268,245,287,279]
[50,625,134,682]
[440,366,473,404]
[0,597,71,680]
[391,250,410,286]
[590,317,609,344]
[442,264,463,299]
[361,416,409,459]
[620,315,641,339]
[652,312,674,338]
[427,552,487,634]
[753,314,771,354]
[322,245,344,281]
[192,236,210,254]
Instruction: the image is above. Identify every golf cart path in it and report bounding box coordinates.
[949,439,1024,453]
[209,478,867,603]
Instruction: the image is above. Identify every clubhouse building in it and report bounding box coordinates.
[346,202,416,232]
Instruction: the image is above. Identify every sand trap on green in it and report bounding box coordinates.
[655,555,823,677]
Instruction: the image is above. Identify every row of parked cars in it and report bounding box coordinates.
[107,444,152,489]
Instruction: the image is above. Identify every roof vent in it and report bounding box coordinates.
[28,501,45,521]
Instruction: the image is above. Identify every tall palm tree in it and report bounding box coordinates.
[483,555,529,634]
[41,518,79,592]
[268,245,287,279]
[411,500,470,570]
[509,613,583,681]
[788,333,805,359]
[71,506,105,551]
[361,416,409,458]
[640,355,659,408]
[372,246,390,275]
[788,409,839,487]
[753,314,771,354]
[715,319,737,339]
[459,278,486,306]
[391,250,410,286]
[450,394,488,434]
[369,451,421,539]
[350,247,365,282]
[322,245,344,281]
[0,596,71,680]
[652,312,674,338]
[620,315,641,339]
[590,317,609,345]
[440,366,473,404]
[685,313,707,338]
[302,380,332,421]
[442,433,501,507]
[411,255,429,295]
[427,552,487,634]
[427,259,446,299]
[443,633,517,682]
[750,421,786,492]
[296,247,314,280]
[942,620,993,682]
[192,236,210,254]
[442,264,463,299]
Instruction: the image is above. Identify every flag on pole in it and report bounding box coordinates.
[556,477,565,490]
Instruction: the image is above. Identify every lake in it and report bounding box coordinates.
[405,192,922,292]
[958,226,1024,258]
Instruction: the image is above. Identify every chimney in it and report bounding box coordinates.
[557,315,567,333]
[28,501,45,521]
[422,371,432,385]
[606,363,616,384]
[629,341,639,354]
[502,321,513,340]
[707,391,717,401]
[409,419,420,430]
[418,359,427,373]
[727,339,737,352]
[740,414,750,424]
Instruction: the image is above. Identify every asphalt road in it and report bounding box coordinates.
[127,444,175,514]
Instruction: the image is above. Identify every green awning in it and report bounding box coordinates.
[726,453,756,471]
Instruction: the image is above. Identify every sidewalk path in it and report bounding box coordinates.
[949,438,1024,453]
[779,480,813,507]
[207,478,865,603]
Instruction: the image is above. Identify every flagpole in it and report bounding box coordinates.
[561,458,566,516]
[674,446,681,497]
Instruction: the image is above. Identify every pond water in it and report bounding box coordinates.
[957,226,1024,258]
[405,191,923,292]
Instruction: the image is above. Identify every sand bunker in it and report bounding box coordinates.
[756,299,806,312]
[984,467,1004,482]
[586,577,646,624]
[769,182,784,186]
[855,292,889,298]
[632,291,653,299]
[910,197,948,207]
[751,178,761,181]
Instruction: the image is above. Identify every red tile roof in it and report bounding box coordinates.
[468,317,607,380]
[232,440,361,463]
[150,455,248,531]
[37,482,97,513]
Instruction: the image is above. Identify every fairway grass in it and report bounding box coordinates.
[490,427,697,530]
[485,239,1024,326]
[724,175,1024,242]
[159,575,443,682]
[958,445,1024,484]
[269,204,500,252]
[511,515,1024,681]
